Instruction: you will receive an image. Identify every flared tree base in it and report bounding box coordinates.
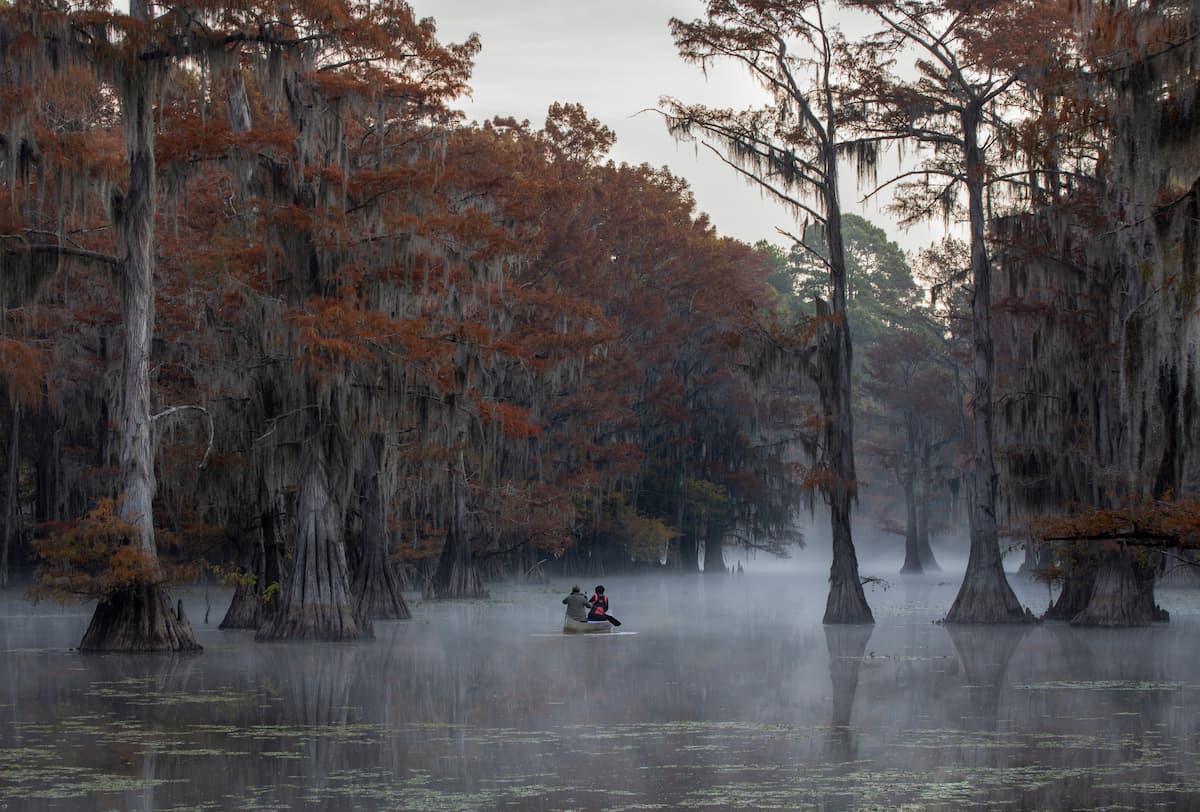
[79,584,202,653]
[426,561,488,600]
[220,582,263,630]
[256,604,373,641]
[1070,549,1155,627]
[944,565,1033,624]
[823,579,875,625]
[353,554,411,620]
[1043,566,1096,621]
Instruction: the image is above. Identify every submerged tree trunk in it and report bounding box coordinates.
[351,438,410,619]
[257,408,370,640]
[672,462,700,574]
[220,499,285,630]
[428,453,487,600]
[1,402,18,588]
[821,197,872,625]
[80,56,198,652]
[900,417,922,574]
[825,489,873,623]
[916,501,940,572]
[676,530,700,574]
[219,538,264,630]
[945,104,1028,625]
[1043,545,1097,620]
[1070,545,1155,627]
[702,522,726,574]
[80,583,201,653]
[1019,537,1055,577]
[900,474,922,574]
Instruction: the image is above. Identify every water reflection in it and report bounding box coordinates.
[944,623,1029,731]
[2,575,1200,808]
[824,624,872,763]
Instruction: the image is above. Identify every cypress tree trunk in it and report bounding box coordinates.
[900,475,922,574]
[1070,545,1155,627]
[673,461,699,574]
[220,500,284,630]
[702,521,726,574]
[945,103,1029,624]
[1043,547,1097,621]
[80,583,200,652]
[677,531,700,573]
[915,501,940,572]
[219,539,264,630]
[351,438,410,619]
[1,402,18,589]
[900,416,923,574]
[35,391,59,530]
[825,488,872,623]
[428,453,487,600]
[96,331,110,469]
[820,178,872,624]
[257,406,370,640]
[80,52,198,652]
[1019,538,1050,575]
[116,68,159,568]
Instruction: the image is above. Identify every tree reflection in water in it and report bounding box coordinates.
[824,624,872,763]
[945,623,1029,731]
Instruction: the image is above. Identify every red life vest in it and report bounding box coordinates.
[590,594,608,616]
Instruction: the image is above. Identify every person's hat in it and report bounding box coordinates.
[571,585,581,593]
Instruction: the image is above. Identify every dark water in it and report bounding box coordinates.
[2,569,1200,810]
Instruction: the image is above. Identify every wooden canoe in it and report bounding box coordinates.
[563,616,612,634]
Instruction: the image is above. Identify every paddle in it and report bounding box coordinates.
[602,614,621,627]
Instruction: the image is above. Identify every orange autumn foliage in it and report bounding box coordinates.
[478,400,542,440]
[30,499,165,602]
[1033,497,1200,548]
[0,337,49,407]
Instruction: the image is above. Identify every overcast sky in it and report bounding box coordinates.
[415,0,944,254]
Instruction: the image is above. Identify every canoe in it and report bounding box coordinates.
[563,616,612,634]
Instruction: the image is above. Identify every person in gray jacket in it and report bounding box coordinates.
[562,585,592,621]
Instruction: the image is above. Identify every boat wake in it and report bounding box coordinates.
[530,631,638,637]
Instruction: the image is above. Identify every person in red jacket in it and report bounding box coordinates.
[587,585,608,620]
[587,585,621,625]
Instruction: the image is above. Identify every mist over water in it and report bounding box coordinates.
[2,565,1200,809]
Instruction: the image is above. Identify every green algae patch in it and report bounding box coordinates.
[190,721,380,743]
[86,677,259,707]
[1013,680,1195,691]
[23,773,182,799]
[0,745,62,782]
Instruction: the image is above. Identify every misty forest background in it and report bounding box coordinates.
[1,0,1199,650]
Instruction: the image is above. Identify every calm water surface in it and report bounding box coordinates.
[2,569,1200,810]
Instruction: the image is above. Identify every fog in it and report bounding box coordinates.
[732,516,1018,578]
[2,568,1199,809]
